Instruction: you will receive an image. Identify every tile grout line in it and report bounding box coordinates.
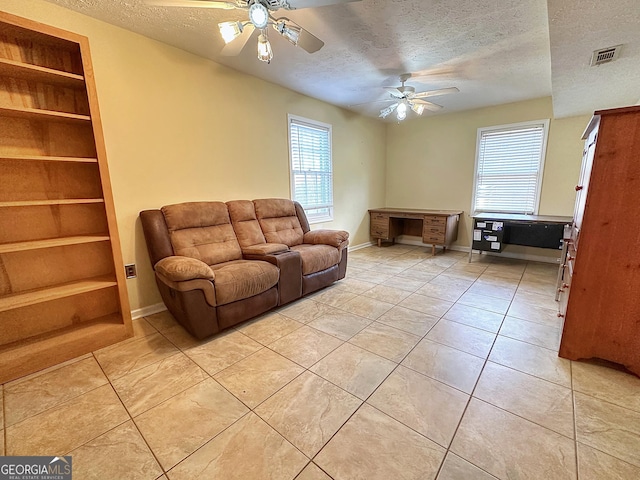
[296,257,458,474]
[430,259,513,479]
[571,360,580,480]
[307,255,492,477]
[89,350,168,476]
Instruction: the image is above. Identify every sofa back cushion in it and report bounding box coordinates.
[253,198,304,246]
[226,200,266,248]
[161,201,242,265]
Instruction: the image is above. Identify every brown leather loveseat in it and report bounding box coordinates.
[140,198,349,339]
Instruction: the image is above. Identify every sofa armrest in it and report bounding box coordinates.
[303,229,349,250]
[155,256,214,282]
[242,243,289,256]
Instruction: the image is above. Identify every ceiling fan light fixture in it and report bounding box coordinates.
[396,101,407,121]
[411,103,425,115]
[218,21,243,44]
[249,2,269,29]
[275,21,301,45]
[257,31,273,63]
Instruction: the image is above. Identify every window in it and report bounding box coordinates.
[472,120,549,215]
[288,114,333,223]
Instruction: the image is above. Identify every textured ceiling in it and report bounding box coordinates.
[548,0,640,117]
[41,0,640,120]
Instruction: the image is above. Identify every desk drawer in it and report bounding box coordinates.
[423,234,446,244]
[371,219,388,229]
[424,215,446,226]
[423,225,445,236]
[371,213,389,222]
[371,226,389,236]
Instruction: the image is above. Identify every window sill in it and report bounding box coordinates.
[308,216,333,225]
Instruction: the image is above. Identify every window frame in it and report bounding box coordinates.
[287,114,334,224]
[471,119,550,216]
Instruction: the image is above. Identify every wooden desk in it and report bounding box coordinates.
[368,208,463,255]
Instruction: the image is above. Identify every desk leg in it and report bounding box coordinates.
[377,238,381,247]
[431,245,435,256]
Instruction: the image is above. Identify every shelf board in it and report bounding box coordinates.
[0,154,97,163]
[0,198,104,207]
[0,276,117,312]
[0,57,85,88]
[0,235,110,254]
[0,314,131,384]
[0,105,91,123]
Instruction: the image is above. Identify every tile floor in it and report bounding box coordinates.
[2,244,640,479]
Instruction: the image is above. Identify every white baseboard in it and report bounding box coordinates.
[131,302,167,320]
[348,241,375,252]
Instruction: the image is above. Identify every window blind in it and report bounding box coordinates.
[473,122,548,214]
[289,116,333,222]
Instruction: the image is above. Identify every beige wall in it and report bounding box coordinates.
[2,0,387,311]
[385,97,591,257]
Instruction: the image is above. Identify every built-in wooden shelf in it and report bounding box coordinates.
[0,315,129,384]
[0,10,132,384]
[0,276,117,312]
[0,105,91,123]
[0,235,110,254]
[0,154,98,163]
[0,198,104,207]
[0,57,85,88]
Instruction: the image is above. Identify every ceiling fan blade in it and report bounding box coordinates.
[412,99,443,111]
[349,99,397,107]
[383,87,404,98]
[379,103,398,119]
[145,0,237,8]
[297,28,324,54]
[412,87,460,99]
[285,0,361,9]
[221,25,254,56]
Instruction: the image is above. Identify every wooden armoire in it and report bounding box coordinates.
[558,105,640,375]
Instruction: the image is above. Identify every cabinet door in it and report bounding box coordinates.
[573,127,597,241]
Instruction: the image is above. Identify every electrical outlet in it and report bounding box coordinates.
[124,264,137,279]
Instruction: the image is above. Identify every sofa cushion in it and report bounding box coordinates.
[162,202,242,265]
[210,260,279,305]
[254,198,304,246]
[227,200,267,248]
[290,244,341,275]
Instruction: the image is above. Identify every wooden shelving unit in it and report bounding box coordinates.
[0,235,111,254]
[0,105,92,123]
[0,154,98,163]
[0,11,133,383]
[0,199,105,207]
[0,57,85,88]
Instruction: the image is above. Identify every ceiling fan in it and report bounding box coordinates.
[363,73,459,121]
[146,0,360,63]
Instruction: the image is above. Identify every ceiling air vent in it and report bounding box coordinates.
[591,45,622,66]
